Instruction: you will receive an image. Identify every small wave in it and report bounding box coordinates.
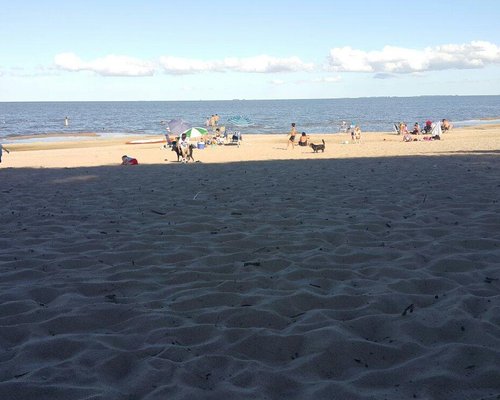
[453,118,500,127]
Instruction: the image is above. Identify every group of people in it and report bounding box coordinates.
[287,122,361,148]
[399,119,452,142]
[205,114,220,131]
[287,123,313,149]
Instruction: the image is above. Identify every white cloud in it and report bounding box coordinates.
[53,53,314,76]
[159,55,314,74]
[328,41,500,73]
[54,53,155,77]
[270,79,286,85]
[52,41,500,79]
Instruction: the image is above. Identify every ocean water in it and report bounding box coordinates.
[0,96,499,140]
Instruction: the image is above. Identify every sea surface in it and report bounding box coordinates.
[1,96,499,141]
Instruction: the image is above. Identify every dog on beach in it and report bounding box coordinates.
[172,144,196,162]
[310,139,325,153]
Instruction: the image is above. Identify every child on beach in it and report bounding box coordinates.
[287,123,297,149]
[0,143,10,163]
[121,155,138,165]
[354,126,361,143]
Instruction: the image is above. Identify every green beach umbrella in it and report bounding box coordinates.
[183,127,209,138]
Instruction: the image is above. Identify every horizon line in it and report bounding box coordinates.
[2,94,500,103]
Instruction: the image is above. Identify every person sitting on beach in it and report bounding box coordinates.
[287,123,297,149]
[403,132,414,142]
[423,123,442,141]
[423,120,433,134]
[121,155,138,165]
[214,128,224,145]
[298,132,309,146]
[177,132,190,161]
[0,143,10,163]
[441,119,453,132]
[411,122,421,135]
[399,122,409,135]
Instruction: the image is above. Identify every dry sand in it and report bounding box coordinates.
[1,126,499,399]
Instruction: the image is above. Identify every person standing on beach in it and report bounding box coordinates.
[0,143,11,163]
[209,115,217,132]
[287,123,297,149]
[354,125,362,143]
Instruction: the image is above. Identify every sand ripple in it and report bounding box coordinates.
[1,155,499,399]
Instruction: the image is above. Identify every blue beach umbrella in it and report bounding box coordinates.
[227,115,253,127]
[167,118,191,135]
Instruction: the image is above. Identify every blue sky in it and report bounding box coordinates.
[1,0,499,101]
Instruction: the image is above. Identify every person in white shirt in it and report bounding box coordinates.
[177,133,190,162]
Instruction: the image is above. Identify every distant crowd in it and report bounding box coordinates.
[398,119,453,142]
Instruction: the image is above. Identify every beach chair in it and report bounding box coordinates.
[338,121,349,133]
[164,134,176,148]
[225,130,242,147]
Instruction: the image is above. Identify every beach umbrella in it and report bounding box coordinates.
[167,118,191,135]
[227,115,252,127]
[182,127,208,138]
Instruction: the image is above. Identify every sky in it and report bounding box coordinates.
[1,0,499,101]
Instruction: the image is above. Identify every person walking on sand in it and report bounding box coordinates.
[0,143,11,163]
[287,123,297,149]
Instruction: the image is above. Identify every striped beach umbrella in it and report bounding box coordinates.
[182,127,208,138]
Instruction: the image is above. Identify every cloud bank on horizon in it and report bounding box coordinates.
[52,41,500,78]
[328,41,500,74]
